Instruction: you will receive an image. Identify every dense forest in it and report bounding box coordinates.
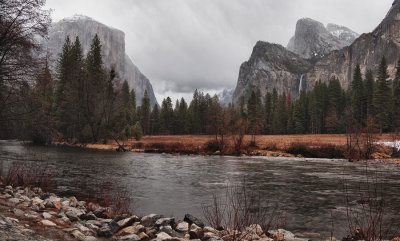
[1,0,400,145]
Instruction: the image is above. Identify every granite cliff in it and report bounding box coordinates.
[233,1,400,103]
[44,15,157,107]
[287,18,358,59]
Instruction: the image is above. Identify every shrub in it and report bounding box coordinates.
[202,180,285,240]
[286,142,344,158]
[132,122,143,141]
[4,161,55,191]
[206,140,223,153]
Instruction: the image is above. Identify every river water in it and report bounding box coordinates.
[1,140,400,239]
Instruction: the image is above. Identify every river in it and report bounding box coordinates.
[1,140,400,239]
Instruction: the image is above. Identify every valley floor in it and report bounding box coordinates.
[60,134,400,160]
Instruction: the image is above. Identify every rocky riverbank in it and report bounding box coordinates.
[0,185,307,241]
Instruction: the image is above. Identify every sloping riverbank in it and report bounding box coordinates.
[0,185,307,241]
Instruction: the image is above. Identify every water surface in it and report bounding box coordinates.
[1,140,400,239]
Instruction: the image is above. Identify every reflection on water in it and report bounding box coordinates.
[1,140,400,239]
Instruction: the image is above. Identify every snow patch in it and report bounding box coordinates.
[376,141,400,150]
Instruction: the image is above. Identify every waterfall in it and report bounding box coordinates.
[299,74,304,93]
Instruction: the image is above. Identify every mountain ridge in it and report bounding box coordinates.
[232,1,400,103]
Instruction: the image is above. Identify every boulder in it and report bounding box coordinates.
[175,221,189,232]
[41,220,57,227]
[42,212,52,219]
[247,224,264,236]
[118,224,145,236]
[81,212,97,221]
[156,231,172,241]
[120,234,141,241]
[155,217,175,227]
[141,214,164,227]
[117,216,140,229]
[97,225,114,238]
[184,214,204,228]
[8,197,21,205]
[71,230,86,241]
[189,223,204,239]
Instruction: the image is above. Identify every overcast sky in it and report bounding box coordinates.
[45,0,393,102]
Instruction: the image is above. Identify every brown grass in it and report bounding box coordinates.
[69,134,397,158]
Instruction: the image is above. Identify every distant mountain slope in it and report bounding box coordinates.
[44,15,157,107]
[233,1,400,102]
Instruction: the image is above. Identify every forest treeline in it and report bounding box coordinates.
[4,34,400,145]
[1,0,400,145]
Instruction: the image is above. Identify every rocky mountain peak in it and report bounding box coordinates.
[287,18,358,59]
[373,0,400,42]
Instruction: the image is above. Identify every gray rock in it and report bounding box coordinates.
[42,212,52,219]
[117,216,139,229]
[93,207,107,218]
[81,211,96,221]
[13,208,24,217]
[155,217,175,227]
[175,221,189,232]
[140,214,164,227]
[160,225,173,235]
[97,225,113,238]
[184,214,205,228]
[8,198,20,205]
[189,223,204,239]
[65,210,80,222]
[120,234,141,241]
[71,230,86,241]
[83,236,98,241]
[156,231,172,241]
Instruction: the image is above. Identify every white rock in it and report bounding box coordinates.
[176,221,189,232]
[41,219,57,227]
[156,232,172,241]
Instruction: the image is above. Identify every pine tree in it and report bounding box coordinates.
[150,104,160,135]
[83,34,107,142]
[160,97,174,134]
[29,60,54,144]
[373,57,392,133]
[54,36,72,138]
[140,90,151,135]
[364,70,375,118]
[351,64,365,125]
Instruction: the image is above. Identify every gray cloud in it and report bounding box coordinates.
[46,0,392,102]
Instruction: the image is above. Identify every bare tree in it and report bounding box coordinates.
[202,180,283,241]
[343,165,397,241]
[0,0,51,124]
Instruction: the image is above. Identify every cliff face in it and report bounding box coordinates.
[287,18,359,59]
[233,1,400,103]
[44,15,157,107]
[232,42,313,103]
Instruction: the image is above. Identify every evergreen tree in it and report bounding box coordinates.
[364,70,375,118]
[28,60,54,144]
[160,97,174,134]
[373,57,392,133]
[84,34,110,142]
[140,90,151,135]
[351,64,365,125]
[150,104,161,135]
